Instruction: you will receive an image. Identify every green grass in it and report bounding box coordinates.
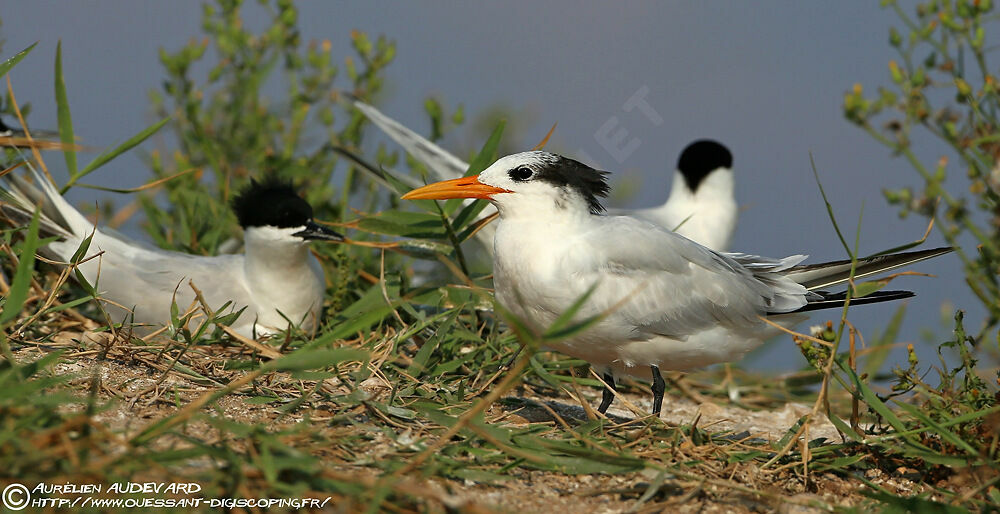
[1,1,999,512]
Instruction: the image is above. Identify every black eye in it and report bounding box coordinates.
[509,166,533,181]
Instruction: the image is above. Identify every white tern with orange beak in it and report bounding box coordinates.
[402,151,951,415]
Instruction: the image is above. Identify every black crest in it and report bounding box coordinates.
[677,140,732,192]
[533,154,611,214]
[231,177,313,229]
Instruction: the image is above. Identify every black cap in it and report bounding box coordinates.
[677,140,732,192]
[231,177,314,229]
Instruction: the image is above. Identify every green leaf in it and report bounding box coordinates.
[450,195,492,232]
[528,355,563,389]
[772,415,808,450]
[463,120,506,177]
[63,117,171,193]
[54,41,77,179]
[212,306,246,328]
[811,454,867,471]
[893,402,981,458]
[851,278,891,298]
[0,42,37,78]
[394,239,453,259]
[449,468,513,484]
[827,413,864,442]
[1,210,41,326]
[245,396,281,404]
[170,362,218,384]
[408,311,458,376]
[810,155,852,257]
[307,285,397,344]
[862,490,968,513]
[42,295,93,315]
[70,232,97,295]
[355,210,448,238]
[865,303,906,376]
[443,120,505,215]
[839,361,935,453]
[841,361,907,432]
[262,348,368,372]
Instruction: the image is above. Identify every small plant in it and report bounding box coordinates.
[844,0,1000,343]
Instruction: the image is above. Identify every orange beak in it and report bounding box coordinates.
[401,175,512,200]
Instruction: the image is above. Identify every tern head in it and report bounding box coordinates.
[676,140,732,193]
[232,178,344,243]
[402,151,610,216]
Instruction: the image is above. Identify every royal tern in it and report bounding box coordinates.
[610,140,736,250]
[1,167,343,337]
[402,151,951,415]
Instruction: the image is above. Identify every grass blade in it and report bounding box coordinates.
[443,120,504,215]
[1,209,41,327]
[262,348,369,372]
[893,402,981,458]
[0,43,37,78]
[864,303,906,376]
[54,41,77,178]
[62,117,170,193]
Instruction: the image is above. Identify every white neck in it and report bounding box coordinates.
[243,226,313,273]
[242,226,325,331]
[667,168,734,207]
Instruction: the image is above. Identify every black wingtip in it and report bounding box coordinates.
[779,289,915,314]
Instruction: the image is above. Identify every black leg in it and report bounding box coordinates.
[597,372,616,414]
[502,345,524,369]
[650,365,665,416]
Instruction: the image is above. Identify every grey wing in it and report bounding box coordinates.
[67,234,250,326]
[578,217,808,338]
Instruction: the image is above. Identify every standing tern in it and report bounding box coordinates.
[610,140,736,250]
[354,101,737,251]
[1,166,343,337]
[401,151,951,415]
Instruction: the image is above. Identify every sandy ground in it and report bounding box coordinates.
[12,337,925,513]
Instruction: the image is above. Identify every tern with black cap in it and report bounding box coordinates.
[612,139,736,250]
[402,151,951,416]
[1,164,343,337]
